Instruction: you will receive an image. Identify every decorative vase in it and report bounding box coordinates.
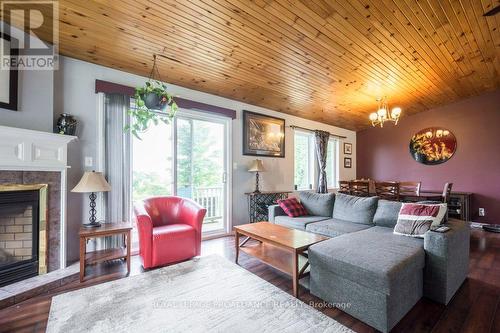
[142,93,168,112]
[56,113,77,135]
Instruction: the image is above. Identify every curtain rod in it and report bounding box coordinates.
[289,125,347,139]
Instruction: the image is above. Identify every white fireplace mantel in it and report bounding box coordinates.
[0,125,77,269]
[0,125,77,171]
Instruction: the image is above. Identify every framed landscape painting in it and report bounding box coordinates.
[0,33,18,111]
[243,111,285,158]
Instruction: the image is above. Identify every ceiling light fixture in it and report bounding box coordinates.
[369,97,402,127]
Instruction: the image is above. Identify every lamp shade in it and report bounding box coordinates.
[71,171,111,193]
[248,159,264,172]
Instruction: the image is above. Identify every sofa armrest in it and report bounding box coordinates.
[423,219,470,304]
[180,199,207,256]
[268,204,286,223]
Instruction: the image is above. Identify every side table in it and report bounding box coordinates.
[79,222,132,282]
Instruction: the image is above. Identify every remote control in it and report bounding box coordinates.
[433,226,450,233]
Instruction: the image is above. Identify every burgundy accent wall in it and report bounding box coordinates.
[357,90,500,223]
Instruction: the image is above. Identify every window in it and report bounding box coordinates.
[294,131,315,190]
[326,138,339,189]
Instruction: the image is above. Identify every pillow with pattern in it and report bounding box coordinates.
[277,197,308,218]
[393,203,447,238]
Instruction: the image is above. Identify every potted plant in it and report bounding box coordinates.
[125,80,178,139]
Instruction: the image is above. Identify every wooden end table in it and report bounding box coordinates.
[234,222,328,298]
[79,222,132,282]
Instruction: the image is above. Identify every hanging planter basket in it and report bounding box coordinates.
[125,55,178,139]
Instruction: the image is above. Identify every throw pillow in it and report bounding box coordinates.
[277,197,308,217]
[394,203,448,238]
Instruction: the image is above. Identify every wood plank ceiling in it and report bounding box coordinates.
[22,0,500,130]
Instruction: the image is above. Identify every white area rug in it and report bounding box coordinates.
[47,255,352,333]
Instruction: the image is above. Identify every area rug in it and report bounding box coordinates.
[47,255,352,333]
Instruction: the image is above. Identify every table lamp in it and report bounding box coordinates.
[248,159,265,193]
[72,171,111,228]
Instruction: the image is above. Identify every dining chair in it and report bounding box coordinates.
[349,180,370,197]
[338,180,351,194]
[399,181,421,196]
[375,181,400,201]
[442,182,453,204]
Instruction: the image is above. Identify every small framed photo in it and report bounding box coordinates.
[343,142,352,155]
[344,157,352,168]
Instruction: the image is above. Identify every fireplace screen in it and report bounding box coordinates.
[0,202,35,266]
[0,186,47,287]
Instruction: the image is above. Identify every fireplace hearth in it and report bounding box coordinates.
[0,185,48,287]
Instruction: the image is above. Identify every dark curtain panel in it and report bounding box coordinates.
[314,130,330,193]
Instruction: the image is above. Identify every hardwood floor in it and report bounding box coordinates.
[0,228,499,333]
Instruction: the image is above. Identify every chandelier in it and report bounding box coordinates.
[369,97,402,127]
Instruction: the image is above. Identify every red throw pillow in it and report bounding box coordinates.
[277,197,308,217]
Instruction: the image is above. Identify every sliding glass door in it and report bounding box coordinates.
[132,109,230,238]
[175,112,229,235]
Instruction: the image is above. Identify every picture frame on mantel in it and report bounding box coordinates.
[343,142,352,155]
[344,157,352,168]
[242,110,285,158]
[0,33,19,111]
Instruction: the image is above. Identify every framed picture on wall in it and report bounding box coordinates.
[242,110,285,158]
[344,157,352,168]
[0,33,19,111]
[343,142,352,155]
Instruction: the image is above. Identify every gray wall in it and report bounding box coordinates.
[0,23,54,131]
[0,62,53,131]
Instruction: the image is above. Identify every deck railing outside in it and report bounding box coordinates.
[192,186,223,224]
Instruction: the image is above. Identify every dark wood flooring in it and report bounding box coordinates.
[0,228,499,333]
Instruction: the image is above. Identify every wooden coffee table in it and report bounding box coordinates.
[234,222,328,298]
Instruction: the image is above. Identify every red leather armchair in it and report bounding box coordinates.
[134,196,207,269]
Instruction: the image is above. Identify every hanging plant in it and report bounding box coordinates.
[125,55,178,139]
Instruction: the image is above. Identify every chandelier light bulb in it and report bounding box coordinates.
[391,107,401,118]
[369,112,378,121]
[377,108,387,117]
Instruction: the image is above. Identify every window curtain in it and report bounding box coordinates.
[101,94,131,249]
[314,130,330,193]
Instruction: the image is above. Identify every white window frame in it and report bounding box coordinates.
[326,138,339,190]
[294,130,315,191]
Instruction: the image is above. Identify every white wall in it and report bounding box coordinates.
[56,56,356,262]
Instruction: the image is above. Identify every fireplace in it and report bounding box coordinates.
[0,184,48,287]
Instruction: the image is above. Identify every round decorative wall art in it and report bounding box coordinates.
[409,127,457,165]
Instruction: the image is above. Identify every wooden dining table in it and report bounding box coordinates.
[399,191,443,202]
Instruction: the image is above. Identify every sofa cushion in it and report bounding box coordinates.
[373,200,402,228]
[277,197,308,217]
[332,193,379,225]
[274,215,329,230]
[309,226,425,294]
[306,218,372,238]
[298,191,335,217]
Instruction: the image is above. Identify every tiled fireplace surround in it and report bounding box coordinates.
[0,126,77,307]
[0,171,61,272]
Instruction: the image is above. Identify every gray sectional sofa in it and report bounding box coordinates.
[269,192,470,333]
